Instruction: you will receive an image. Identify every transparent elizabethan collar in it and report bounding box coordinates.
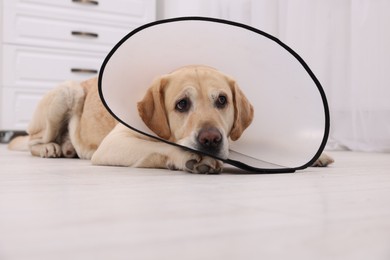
[98,17,329,173]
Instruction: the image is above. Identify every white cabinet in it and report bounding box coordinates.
[0,0,156,131]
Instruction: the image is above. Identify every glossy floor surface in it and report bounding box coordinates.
[1,144,390,260]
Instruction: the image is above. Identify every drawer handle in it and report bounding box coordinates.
[72,0,99,6]
[71,68,98,74]
[71,31,99,38]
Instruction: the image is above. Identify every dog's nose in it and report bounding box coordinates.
[197,127,222,150]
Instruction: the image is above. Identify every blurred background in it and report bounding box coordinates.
[1,0,389,153]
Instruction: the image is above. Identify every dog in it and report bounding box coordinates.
[8,65,333,173]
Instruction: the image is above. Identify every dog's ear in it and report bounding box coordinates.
[229,80,254,141]
[137,77,171,140]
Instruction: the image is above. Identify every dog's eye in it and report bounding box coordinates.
[175,98,191,112]
[215,95,227,109]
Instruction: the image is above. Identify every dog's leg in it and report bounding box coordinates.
[28,81,85,158]
[91,124,223,174]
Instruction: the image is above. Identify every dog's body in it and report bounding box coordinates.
[9,66,333,173]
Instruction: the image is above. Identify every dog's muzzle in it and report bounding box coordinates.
[196,127,224,156]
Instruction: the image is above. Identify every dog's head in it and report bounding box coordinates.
[137,66,254,159]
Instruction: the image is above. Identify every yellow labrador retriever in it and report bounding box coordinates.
[9,65,333,173]
[9,66,251,173]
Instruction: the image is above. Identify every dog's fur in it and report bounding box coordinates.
[8,66,333,173]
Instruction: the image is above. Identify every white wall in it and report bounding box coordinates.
[157,0,252,24]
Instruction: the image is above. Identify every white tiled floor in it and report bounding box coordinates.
[1,144,390,260]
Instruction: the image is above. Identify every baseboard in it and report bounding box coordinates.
[0,131,27,144]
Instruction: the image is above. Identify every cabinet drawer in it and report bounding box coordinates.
[3,6,134,52]
[2,45,105,89]
[3,0,156,26]
[16,0,156,21]
[1,87,47,130]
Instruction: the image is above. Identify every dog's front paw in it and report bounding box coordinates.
[184,155,223,174]
[166,149,223,174]
[312,153,334,167]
